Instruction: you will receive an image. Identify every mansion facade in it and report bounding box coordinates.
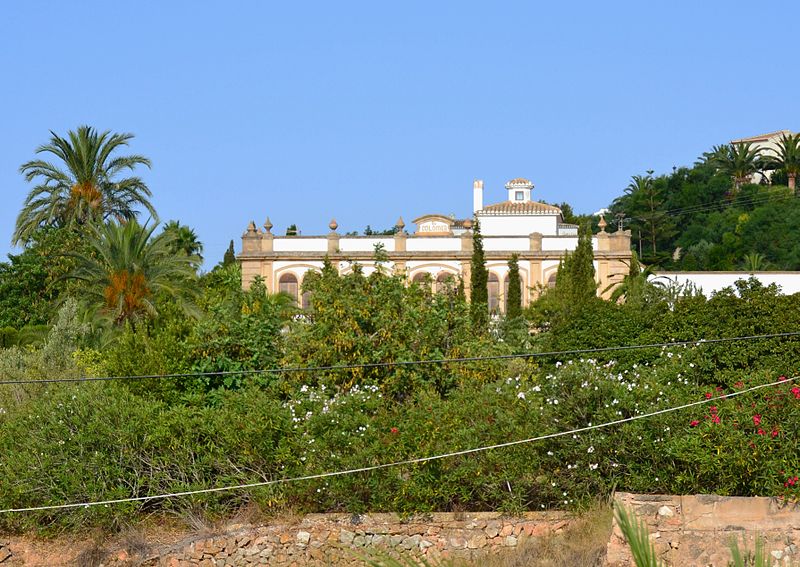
[239,178,632,310]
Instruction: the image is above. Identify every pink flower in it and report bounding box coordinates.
[704,392,713,399]
[390,427,399,435]
[779,375,787,382]
[757,428,766,436]
[711,415,721,424]
[772,428,779,438]
[734,381,745,389]
[753,414,762,426]
[791,386,800,400]
[709,406,718,414]
[690,420,700,427]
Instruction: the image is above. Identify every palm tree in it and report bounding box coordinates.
[14,126,155,245]
[742,252,767,272]
[624,172,661,259]
[603,252,657,306]
[68,220,198,326]
[162,220,204,263]
[765,132,800,192]
[705,142,764,191]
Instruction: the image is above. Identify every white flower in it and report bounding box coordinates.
[517,392,526,400]
[547,451,554,456]
[589,463,598,470]
[587,446,595,454]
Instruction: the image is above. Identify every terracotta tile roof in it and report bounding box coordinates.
[507,177,533,185]
[731,130,793,144]
[479,201,562,215]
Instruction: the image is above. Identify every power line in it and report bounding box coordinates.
[623,190,795,224]
[1,374,795,514]
[2,331,800,386]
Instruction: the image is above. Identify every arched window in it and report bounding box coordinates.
[504,276,526,311]
[278,273,299,304]
[547,272,557,289]
[436,271,456,294]
[412,272,430,288]
[488,273,500,313]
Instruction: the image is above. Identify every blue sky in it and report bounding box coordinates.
[1,1,797,268]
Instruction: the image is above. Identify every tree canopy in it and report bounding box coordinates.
[14,126,155,245]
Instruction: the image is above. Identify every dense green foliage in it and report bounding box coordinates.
[0,227,89,328]
[610,135,800,269]
[4,127,800,535]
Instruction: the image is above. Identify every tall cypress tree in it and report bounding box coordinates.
[470,217,489,328]
[554,223,597,316]
[222,240,236,267]
[506,254,522,320]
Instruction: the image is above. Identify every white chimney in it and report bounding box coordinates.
[473,179,484,213]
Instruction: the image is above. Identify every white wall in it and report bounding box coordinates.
[406,237,462,252]
[542,237,578,251]
[338,238,394,252]
[273,238,328,252]
[483,237,529,251]
[651,272,800,297]
[478,215,558,236]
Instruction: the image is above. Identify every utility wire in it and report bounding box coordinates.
[2,331,800,386]
[1,374,795,514]
[623,190,795,224]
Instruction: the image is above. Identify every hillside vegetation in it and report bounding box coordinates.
[1,127,800,534]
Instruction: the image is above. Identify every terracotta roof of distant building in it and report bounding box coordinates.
[480,201,562,215]
[731,130,793,144]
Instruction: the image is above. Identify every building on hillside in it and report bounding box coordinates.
[731,129,793,155]
[239,178,633,310]
[731,129,795,183]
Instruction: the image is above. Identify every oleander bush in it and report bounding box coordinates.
[2,342,799,533]
[3,267,800,534]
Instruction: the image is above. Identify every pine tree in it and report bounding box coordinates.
[222,240,236,267]
[470,217,489,328]
[506,254,522,320]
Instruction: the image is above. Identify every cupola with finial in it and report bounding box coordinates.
[505,178,534,203]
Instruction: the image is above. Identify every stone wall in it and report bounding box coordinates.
[5,493,800,566]
[0,511,572,566]
[607,493,800,567]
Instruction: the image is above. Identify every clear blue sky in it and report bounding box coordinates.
[1,1,797,268]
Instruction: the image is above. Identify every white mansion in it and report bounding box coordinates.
[239,178,632,310]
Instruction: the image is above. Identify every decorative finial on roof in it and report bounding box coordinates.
[598,213,607,233]
[329,218,338,231]
[504,178,534,190]
[246,220,257,235]
[463,218,473,230]
[263,217,273,234]
[396,216,405,230]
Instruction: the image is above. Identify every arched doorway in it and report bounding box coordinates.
[278,273,299,304]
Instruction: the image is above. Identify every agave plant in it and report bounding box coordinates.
[614,504,665,567]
